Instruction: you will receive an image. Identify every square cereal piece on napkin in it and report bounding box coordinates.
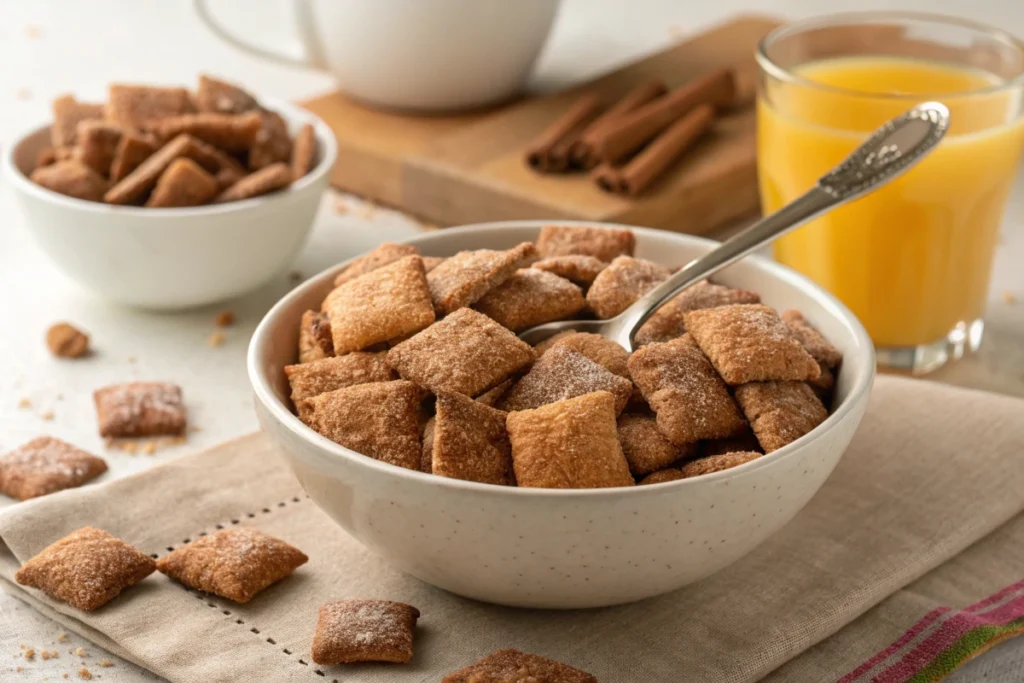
[312,599,420,665]
[31,160,108,202]
[427,242,537,315]
[586,256,670,319]
[444,648,597,683]
[680,451,761,478]
[541,331,630,378]
[105,84,195,129]
[150,111,262,153]
[215,162,292,203]
[782,309,843,368]
[536,224,635,262]
[298,310,333,363]
[499,345,633,414]
[93,381,186,438]
[617,413,697,476]
[195,74,259,114]
[285,352,395,408]
[300,380,424,470]
[156,527,307,604]
[684,304,820,385]
[474,269,585,331]
[531,254,607,286]
[627,334,746,444]
[51,94,103,148]
[506,391,634,489]
[0,436,107,501]
[387,308,534,396]
[15,527,155,611]
[323,255,435,354]
[333,242,421,287]
[145,157,219,208]
[735,381,828,453]
[432,392,512,485]
[635,279,761,346]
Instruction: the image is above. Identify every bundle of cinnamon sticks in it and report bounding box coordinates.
[525,68,746,196]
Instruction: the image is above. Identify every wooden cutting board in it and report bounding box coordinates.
[302,14,780,235]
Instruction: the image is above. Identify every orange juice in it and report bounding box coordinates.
[758,56,1024,348]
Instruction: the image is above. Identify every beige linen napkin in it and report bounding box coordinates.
[0,374,1022,683]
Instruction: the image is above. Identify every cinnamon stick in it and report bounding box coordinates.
[593,68,735,165]
[570,80,668,169]
[525,94,603,173]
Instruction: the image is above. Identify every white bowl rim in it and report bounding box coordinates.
[2,96,339,218]
[248,220,876,498]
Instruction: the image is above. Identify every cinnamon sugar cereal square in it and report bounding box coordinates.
[387,308,534,396]
[475,378,514,407]
[544,331,629,378]
[298,310,333,363]
[432,392,512,485]
[300,381,423,470]
[532,329,579,356]
[249,110,292,170]
[0,437,107,501]
[506,391,633,489]
[51,95,103,148]
[702,426,762,457]
[145,158,218,207]
[427,242,537,315]
[75,120,124,176]
[181,134,246,175]
[680,451,761,478]
[312,599,420,665]
[156,528,307,603]
[499,345,633,414]
[808,362,836,406]
[15,527,155,611]
[290,123,316,180]
[195,74,259,114]
[323,255,435,354]
[105,134,193,205]
[93,382,186,438]
[444,649,597,683]
[421,417,435,473]
[635,279,761,346]
[617,413,697,476]
[285,352,395,408]
[151,111,262,153]
[531,254,607,286]
[536,225,635,262]
[627,335,746,444]
[684,304,820,385]
[782,309,843,368]
[474,269,585,331]
[638,468,686,485]
[31,161,108,201]
[215,162,292,203]
[734,381,827,453]
[215,166,244,190]
[106,84,195,129]
[333,243,421,287]
[586,256,670,319]
[109,133,156,183]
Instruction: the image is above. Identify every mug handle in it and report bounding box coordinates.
[193,0,324,69]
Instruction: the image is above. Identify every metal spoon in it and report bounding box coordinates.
[519,101,951,351]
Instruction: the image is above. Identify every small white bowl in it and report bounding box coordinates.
[249,222,876,609]
[3,97,337,310]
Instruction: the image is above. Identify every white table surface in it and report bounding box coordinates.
[1,1,1021,681]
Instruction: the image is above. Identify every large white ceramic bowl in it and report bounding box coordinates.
[3,97,337,310]
[249,222,875,609]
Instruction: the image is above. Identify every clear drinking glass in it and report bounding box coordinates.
[756,13,1024,373]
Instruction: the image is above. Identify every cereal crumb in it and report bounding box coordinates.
[208,331,225,347]
[18,397,32,409]
[25,24,43,38]
[98,659,113,668]
[57,634,68,643]
[78,667,93,680]
[63,674,69,679]
[16,665,23,672]
[1004,290,1017,304]
[46,322,90,358]
[141,441,157,455]
[24,647,35,660]
[41,650,58,660]
[214,311,235,327]
[41,410,55,421]
[74,647,86,657]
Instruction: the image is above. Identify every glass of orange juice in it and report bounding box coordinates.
[756,13,1024,373]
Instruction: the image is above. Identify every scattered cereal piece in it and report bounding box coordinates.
[18,397,32,409]
[57,633,68,643]
[156,528,307,603]
[24,647,35,660]
[31,160,108,201]
[545,331,630,378]
[680,451,761,478]
[639,469,686,485]
[499,346,633,414]
[781,310,842,368]
[298,310,333,363]
[387,309,535,397]
[627,334,746,444]
[248,109,292,170]
[51,95,104,148]
[75,120,124,176]
[432,392,512,485]
[300,381,424,470]
[195,74,258,114]
[15,527,156,611]
[536,225,635,262]
[0,436,107,500]
[734,381,827,453]
[46,322,90,358]
[635,279,761,346]
[531,254,608,286]
[105,84,195,129]
[41,410,54,422]
[207,331,225,347]
[99,659,113,667]
[41,649,59,660]
[685,304,820,385]
[93,382,186,438]
[586,256,670,319]
[617,413,697,476]
[474,269,586,331]
[311,599,420,665]
[109,133,157,183]
[443,648,597,683]
[506,391,633,489]
[150,111,262,152]
[285,352,396,409]
[79,666,93,679]
[145,157,219,208]
[427,242,537,315]
[215,162,291,202]
[74,647,86,657]
[290,122,316,180]
[214,311,235,327]
[332,243,421,287]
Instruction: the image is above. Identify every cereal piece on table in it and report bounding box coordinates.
[499,346,633,414]
[702,426,762,457]
[156,528,307,604]
[443,648,597,683]
[290,123,316,180]
[145,158,219,207]
[332,243,421,287]
[249,109,292,170]
[108,133,156,183]
[781,309,843,368]
[617,413,697,476]
[105,84,194,129]
[387,308,534,396]
[635,279,761,346]
[531,254,607,286]
[421,417,435,473]
[31,161,108,202]
[298,310,333,363]
[421,256,446,273]
[15,527,155,611]
[300,381,423,470]
[51,95,104,148]
[285,352,395,407]
[680,451,761,478]
[93,382,186,438]
[506,391,633,489]
[427,242,537,315]
[311,599,420,665]
[475,378,514,408]
[639,468,686,485]
[532,329,578,356]
[545,331,629,377]
[734,381,828,453]
[536,224,635,262]
[323,255,435,354]
[586,256,670,319]
[46,322,89,358]
[0,437,107,500]
[215,162,292,203]
[474,269,585,331]
[150,111,262,153]
[627,334,746,444]
[684,304,820,385]
[432,392,512,485]
[75,120,124,176]
[104,134,193,205]
[195,74,259,114]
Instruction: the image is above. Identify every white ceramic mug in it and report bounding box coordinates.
[194,0,561,112]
